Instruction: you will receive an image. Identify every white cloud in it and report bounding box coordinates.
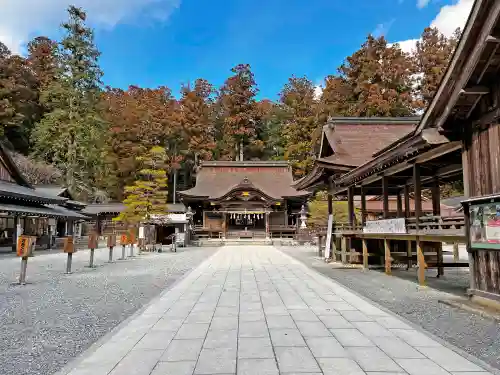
[0,0,180,55]
[392,0,473,54]
[314,84,323,100]
[417,0,431,8]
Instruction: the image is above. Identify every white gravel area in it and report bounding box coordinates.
[0,246,217,375]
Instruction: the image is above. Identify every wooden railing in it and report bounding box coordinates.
[406,216,465,235]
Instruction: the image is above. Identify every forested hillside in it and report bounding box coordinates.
[0,6,460,202]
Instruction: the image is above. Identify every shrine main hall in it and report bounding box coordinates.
[178,161,310,239]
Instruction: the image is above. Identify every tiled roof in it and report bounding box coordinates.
[0,203,88,219]
[82,202,186,215]
[0,181,65,204]
[320,118,417,167]
[179,161,310,200]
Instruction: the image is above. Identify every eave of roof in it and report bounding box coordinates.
[0,203,89,219]
[0,181,67,205]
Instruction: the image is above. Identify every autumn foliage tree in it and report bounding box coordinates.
[279,77,319,178]
[115,146,169,224]
[217,64,259,160]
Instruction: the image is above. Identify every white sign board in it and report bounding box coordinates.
[363,218,407,234]
[138,226,145,239]
[324,214,334,259]
[176,232,185,244]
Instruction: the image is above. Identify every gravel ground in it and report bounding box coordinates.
[279,245,500,371]
[0,246,218,375]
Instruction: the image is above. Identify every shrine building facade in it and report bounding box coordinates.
[178,161,310,239]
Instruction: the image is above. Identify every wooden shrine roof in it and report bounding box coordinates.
[178,161,310,201]
[293,118,418,190]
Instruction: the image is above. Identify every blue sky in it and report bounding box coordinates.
[0,0,473,100]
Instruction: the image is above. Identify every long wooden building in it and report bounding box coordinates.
[300,0,500,305]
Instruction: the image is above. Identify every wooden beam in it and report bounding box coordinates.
[417,239,426,286]
[414,142,462,164]
[382,176,389,219]
[460,86,489,95]
[431,2,500,131]
[486,35,500,43]
[406,164,462,185]
[473,107,500,126]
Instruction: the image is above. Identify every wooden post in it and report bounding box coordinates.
[431,176,444,276]
[417,238,426,286]
[382,176,389,219]
[384,238,391,275]
[362,238,368,269]
[396,192,403,218]
[407,239,412,270]
[360,187,366,226]
[347,187,354,226]
[404,185,410,218]
[453,242,459,263]
[413,164,422,225]
[341,236,347,264]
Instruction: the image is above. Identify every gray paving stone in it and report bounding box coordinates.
[266,314,296,329]
[347,347,404,372]
[263,306,289,315]
[151,361,196,375]
[210,316,239,330]
[239,311,265,321]
[269,329,306,346]
[339,310,373,322]
[311,306,340,316]
[390,329,443,347]
[295,321,332,337]
[323,294,344,302]
[186,311,214,324]
[239,321,269,338]
[152,318,184,332]
[318,315,353,329]
[204,330,237,349]
[275,346,321,373]
[417,346,485,372]
[395,358,451,375]
[238,338,274,359]
[109,349,164,375]
[195,348,237,374]
[330,328,375,347]
[352,321,395,337]
[370,336,425,359]
[175,323,210,339]
[305,336,349,358]
[192,303,218,313]
[134,330,176,350]
[289,309,320,322]
[237,358,278,375]
[375,316,413,329]
[162,339,204,361]
[215,306,239,317]
[317,357,365,375]
[68,366,116,375]
[328,301,357,311]
[450,373,493,375]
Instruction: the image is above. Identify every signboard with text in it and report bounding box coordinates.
[363,218,407,234]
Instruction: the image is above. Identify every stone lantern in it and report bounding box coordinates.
[300,204,308,229]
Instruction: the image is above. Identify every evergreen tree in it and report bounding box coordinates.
[31,6,106,200]
[115,146,169,224]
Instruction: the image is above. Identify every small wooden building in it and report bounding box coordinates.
[0,143,89,252]
[178,161,310,240]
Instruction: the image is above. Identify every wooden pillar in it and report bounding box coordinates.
[417,238,426,286]
[347,187,354,226]
[384,238,391,275]
[222,212,227,239]
[341,236,347,263]
[360,186,367,226]
[362,238,368,269]
[12,216,20,252]
[404,185,410,218]
[406,239,412,270]
[413,164,422,224]
[431,176,441,215]
[453,242,459,263]
[265,212,270,239]
[396,192,403,218]
[382,176,389,219]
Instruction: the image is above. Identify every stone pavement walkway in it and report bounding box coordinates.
[64,246,494,375]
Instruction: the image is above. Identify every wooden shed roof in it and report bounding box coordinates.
[179,161,310,201]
